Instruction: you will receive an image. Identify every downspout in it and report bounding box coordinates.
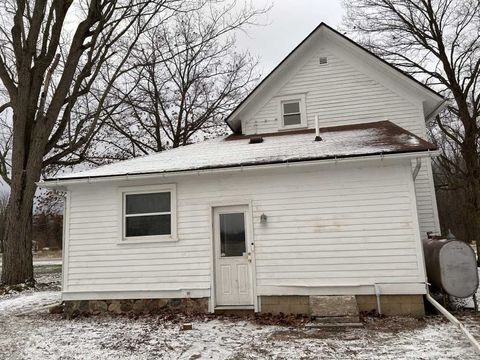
[374,283,382,315]
[425,288,480,353]
[412,157,422,180]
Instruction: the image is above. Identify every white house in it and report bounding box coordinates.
[40,23,446,317]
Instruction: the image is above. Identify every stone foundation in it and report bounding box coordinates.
[260,295,425,317]
[64,298,209,318]
[356,295,425,317]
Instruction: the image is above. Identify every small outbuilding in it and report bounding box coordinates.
[41,23,446,317]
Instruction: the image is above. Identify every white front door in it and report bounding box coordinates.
[213,205,253,307]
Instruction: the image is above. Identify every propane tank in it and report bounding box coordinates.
[423,236,478,298]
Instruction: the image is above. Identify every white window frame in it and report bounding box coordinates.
[277,94,307,130]
[118,184,177,244]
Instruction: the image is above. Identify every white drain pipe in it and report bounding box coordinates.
[412,157,422,180]
[374,283,382,315]
[425,293,480,353]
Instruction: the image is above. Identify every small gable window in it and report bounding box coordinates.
[278,94,307,129]
[283,101,301,126]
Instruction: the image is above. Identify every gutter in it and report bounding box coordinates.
[38,150,440,189]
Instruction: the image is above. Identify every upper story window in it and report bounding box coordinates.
[282,101,301,126]
[278,94,307,130]
[120,184,177,243]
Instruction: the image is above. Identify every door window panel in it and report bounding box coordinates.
[220,213,246,257]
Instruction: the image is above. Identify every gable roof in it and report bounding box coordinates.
[43,121,436,184]
[225,22,445,133]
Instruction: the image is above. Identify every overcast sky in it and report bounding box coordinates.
[236,0,344,76]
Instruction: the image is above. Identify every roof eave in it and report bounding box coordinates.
[425,98,449,121]
[38,149,439,189]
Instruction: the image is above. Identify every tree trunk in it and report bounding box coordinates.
[1,185,35,285]
[461,122,480,265]
[1,127,44,285]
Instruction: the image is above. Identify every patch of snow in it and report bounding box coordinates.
[0,291,60,316]
[395,133,421,146]
[33,259,62,266]
[0,258,62,267]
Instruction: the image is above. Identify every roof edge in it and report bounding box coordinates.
[40,149,439,188]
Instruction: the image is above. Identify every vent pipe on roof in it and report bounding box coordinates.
[314,115,322,141]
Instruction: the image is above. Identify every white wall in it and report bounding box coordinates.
[242,43,439,238]
[63,159,426,300]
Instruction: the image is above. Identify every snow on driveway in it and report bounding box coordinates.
[1,289,480,359]
[0,258,62,267]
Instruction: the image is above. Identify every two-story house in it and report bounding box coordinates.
[41,23,446,317]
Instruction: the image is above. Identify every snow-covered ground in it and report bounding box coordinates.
[1,265,480,359]
[0,258,62,267]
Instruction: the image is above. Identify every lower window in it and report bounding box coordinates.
[121,185,176,241]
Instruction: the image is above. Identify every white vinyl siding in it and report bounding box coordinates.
[64,160,425,298]
[243,46,439,238]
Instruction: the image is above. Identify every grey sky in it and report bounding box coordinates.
[236,0,344,76]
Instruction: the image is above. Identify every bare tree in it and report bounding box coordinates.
[0,0,189,285]
[100,1,263,160]
[343,0,480,261]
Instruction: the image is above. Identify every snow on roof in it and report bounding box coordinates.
[48,121,436,181]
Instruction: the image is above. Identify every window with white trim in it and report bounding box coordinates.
[121,185,176,242]
[282,101,302,126]
[278,94,307,129]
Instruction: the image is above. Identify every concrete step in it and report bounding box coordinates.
[312,315,361,324]
[306,321,364,328]
[309,295,359,318]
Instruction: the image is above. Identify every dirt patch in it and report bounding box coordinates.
[362,315,430,333]
[1,264,61,298]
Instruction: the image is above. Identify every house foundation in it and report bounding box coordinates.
[356,295,425,317]
[63,298,209,318]
[63,295,425,317]
[259,295,424,317]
